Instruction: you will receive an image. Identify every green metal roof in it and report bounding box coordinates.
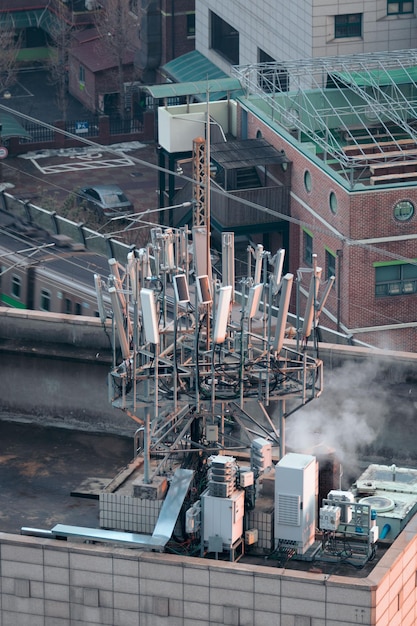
[0,112,32,141]
[0,9,58,35]
[332,66,417,87]
[146,78,243,100]
[159,50,243,100]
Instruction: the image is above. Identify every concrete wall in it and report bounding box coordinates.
[1,512,417,626]
[0,308,135,436]
[2,306,417,437]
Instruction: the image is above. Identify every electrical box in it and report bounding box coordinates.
[239,469,254,488]
[202,489,244,549]
[319,505,341,531]
[327,490,354,523]
[369,525,379,544]
[245,528,258,545]
[206,424,218,442]
[275,453,317,554]
[251,437,272,472]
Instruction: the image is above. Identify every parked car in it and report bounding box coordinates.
[76,184,134,218]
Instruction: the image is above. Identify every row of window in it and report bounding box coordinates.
[303,232,417,297]
[335,3,414,39]
[211,3,415,64]
[304,169,416,223]
[8,274,85,314]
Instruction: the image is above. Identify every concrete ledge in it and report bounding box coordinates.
[0,307,113,352]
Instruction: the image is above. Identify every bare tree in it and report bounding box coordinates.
[47,3,73,121]
[94,0,138,120]
[0,18,21,95]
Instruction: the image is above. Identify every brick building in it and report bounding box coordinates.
[160,50,417,351]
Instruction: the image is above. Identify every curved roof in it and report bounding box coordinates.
[0,111,32,140]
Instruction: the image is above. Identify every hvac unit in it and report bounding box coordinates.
[275,453,317,554]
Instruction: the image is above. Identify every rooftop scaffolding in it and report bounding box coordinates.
[233,49,417,188]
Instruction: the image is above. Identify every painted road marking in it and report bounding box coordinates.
[30,156,135,174]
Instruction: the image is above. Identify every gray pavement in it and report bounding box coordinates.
[0,420,133,535]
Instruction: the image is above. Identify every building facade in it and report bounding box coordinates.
[196,0,417,73]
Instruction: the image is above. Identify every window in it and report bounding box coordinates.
[304,230,313,266]
[258,49,288,93]
[393,200,414,221]
[326,250,336,281]
[65,298,72,314]
[375,262,417,296]
[79,65,85,85]
[75,303,82,315]
[387,1,414,14]
[40,289,51,311]
[335,14,362,38]
[11,275,21,299]
[304,170,312,192]
[210,12,239,64]
[329,191,338,214]
[186,13,195,37]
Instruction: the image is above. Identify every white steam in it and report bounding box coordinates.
[284,359,392,477]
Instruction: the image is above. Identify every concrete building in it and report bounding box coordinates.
[196,0,417,72]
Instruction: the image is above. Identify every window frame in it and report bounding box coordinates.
[258,49,289,93]
[210,12,239,65]
[40,288,51,311]
[375,262,417,297]
[393,199,414,222]
[11,275,21,299]
[186,13,195,38]
[335,13,362,38]
[387,0,414,14]
[326,249,336,282]
[303,230,313,266]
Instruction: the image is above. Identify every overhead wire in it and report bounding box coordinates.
[2,102,417,331]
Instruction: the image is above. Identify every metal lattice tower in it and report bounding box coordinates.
[192,136,208,228]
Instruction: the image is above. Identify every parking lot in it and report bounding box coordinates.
[1,70,162,247]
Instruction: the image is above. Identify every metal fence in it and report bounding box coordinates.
[16,115,144,147]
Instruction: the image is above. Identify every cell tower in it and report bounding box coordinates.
[95,229,330,481]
